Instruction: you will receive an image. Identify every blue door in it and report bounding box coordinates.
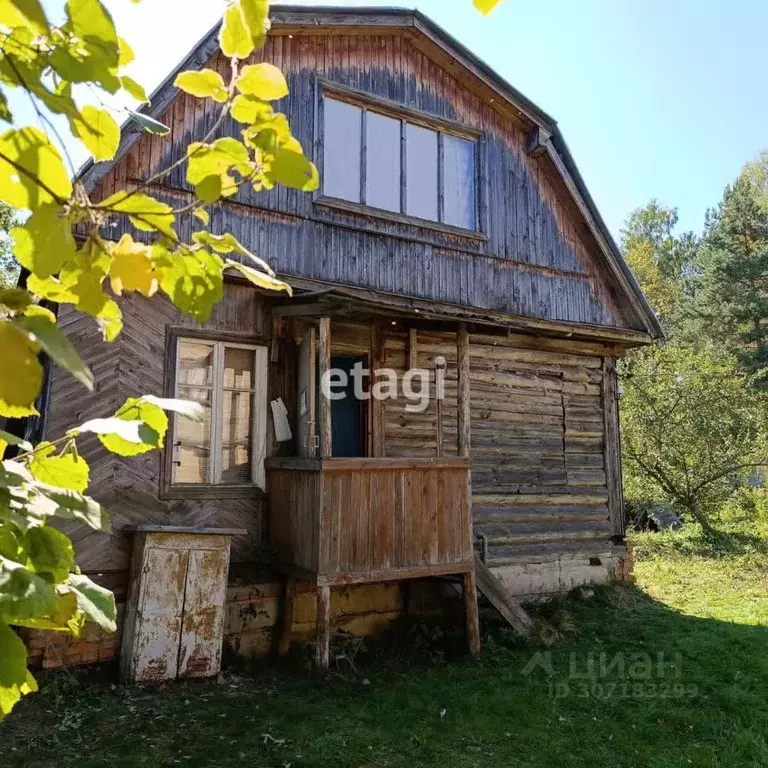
[330,355,366,458]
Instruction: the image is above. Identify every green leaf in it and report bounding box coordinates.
[0,288,31,311]
[66,0,119,67]
[98,398,168,457]
[21,526,75,582]
[127,110,169,136]
[186,138,252,202]
[153,246,223,324]
[240,0,269,48]
[141,395,204,421]
[0,0,48,33]
[99,191,176,239]
[117,36,134,67]
[0,429,32,456]
[235,63,288,101]
[15,315,94,391]
[72,106,120,161]
[96,297,123,342]
[268,148,319,192]
[12,590,82,634]
[120,75,148,103]
[0,556,55,624]
[0,127,72,208]
[64,573,116,632]
[74,417,145,443]
[225,259,292,295]
[0,622,36,718]
[219,2,255,59]
[29,443,89,494]
[0,322,42,418]
[11,202,77,279]
[174,69,228,102]
[192,230,275,275]
[40,489,108,531]
[230,94,273,125]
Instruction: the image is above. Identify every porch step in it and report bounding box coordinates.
[473,556,535,638]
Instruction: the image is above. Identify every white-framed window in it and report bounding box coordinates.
[172,338,268,489]
[322,95,478,231]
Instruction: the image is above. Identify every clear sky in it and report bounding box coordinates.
[26,0,768,240]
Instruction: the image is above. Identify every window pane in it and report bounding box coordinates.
[443,135,476,230]
[173,387,212,484]
[178,341,213,387]
[224,347,255,390]
[365,112,401,212]
[324,98,361,203]
[405,123,438,221]
[221,391,253,484]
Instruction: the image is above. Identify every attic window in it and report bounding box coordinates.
[321,94,478,231]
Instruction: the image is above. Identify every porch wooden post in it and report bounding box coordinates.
[457,323,471,458]
[463,569,481,654]
[277,577,296,657]
[371,322,385,457]
[314,585,331,669]
[318,317,332,459]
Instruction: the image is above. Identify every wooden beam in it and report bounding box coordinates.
[314,585,331,669]
[474,555,535,637]
[371,322,385,457]
[435,356,446,458]
[602,357,625,538]
[277,577,296,657]
[318,317,332,459]
[408,327,418,370]
[463,569,481,654]
[457,323,471,458]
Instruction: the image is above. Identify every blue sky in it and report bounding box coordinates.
[26,0,768,240]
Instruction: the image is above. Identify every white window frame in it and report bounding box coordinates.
[173,338,268,490]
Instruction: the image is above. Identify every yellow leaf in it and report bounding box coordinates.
[108,234,158,297]
[473,0,505,13]
[0,126,72,208]
[72,106,121,162]
[96,297,122,342]
[235,63,288,101]
[117,36,134,67]
[174,69,228,103]
[12,202,77,278]
[99,191,176,239]
[0,321,42,417]
[0,0,48,33]
[240,0,269,48]
[219,3,254,60]
[225,259,291,295]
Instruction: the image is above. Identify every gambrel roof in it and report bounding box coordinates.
[80,5,663,339]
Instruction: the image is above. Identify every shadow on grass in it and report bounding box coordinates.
[4,582,768,767]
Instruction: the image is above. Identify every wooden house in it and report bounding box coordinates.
[35,6,660,671]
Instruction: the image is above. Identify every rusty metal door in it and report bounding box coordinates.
[178,547,230,678]
[133,547,187,682]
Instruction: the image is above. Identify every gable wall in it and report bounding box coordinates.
[92,30,637,331]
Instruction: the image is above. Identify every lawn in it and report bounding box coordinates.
[3,523,768,768]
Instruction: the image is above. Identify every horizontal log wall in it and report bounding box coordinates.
[90,30,636,331]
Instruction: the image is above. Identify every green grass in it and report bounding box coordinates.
[4,523,768,768]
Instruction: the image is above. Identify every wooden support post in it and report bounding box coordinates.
[602,357,625,538]
[318,317,332,459]
[314,585,331,669]
[277,577,296,657]
[463,569,481,654]
[435,356,446,458]
[408,327,418,370]
[371,322,385,457]
[457,323,471,458]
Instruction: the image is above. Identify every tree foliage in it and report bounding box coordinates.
[0,0,319,718]
[621,344,768,531]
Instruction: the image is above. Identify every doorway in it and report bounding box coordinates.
[330,355,367,458]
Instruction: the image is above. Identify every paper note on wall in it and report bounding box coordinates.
[271,398,292,443]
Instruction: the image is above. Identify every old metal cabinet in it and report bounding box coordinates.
[120,526,244,683]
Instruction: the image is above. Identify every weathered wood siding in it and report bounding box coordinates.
[91,29,635,331]
[46,282,281,572]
